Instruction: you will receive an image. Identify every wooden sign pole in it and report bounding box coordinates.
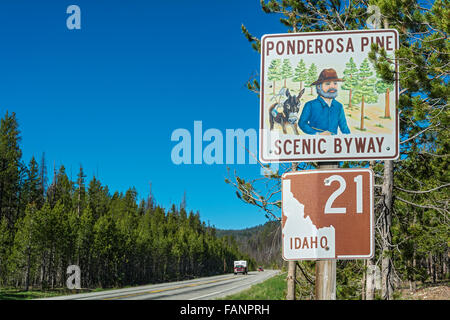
[315,259,337,300]
[286,163,298,300]
[315,162,338,300]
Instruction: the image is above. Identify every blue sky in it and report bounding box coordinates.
[0,1,287,230]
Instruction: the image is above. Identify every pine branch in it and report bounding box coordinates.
[394,183,450,195]
[395,195,449,215]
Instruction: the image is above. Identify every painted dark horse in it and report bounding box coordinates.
[269,88,305,134]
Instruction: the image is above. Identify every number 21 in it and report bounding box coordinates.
[324,175,363,214]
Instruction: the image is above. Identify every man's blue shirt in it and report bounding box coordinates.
[298,95,351,135]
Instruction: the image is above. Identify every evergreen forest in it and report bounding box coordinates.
[0,111,252,290]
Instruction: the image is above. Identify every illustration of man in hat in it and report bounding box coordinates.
[298,68,350,135]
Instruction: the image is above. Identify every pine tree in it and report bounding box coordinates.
[9,204,39,291]
[373,55,395,119]
[24,157,44,209]
[181,191,187,211]
[93,213,120,287]
[0,111,23,228]
[77,207,95,287]
[39,153,48,201]
[54,166,73,211]
[74,165,86,217]
[267,59,282,94]
[306,63,318,95]
[341,58,359,109]
[292,59,308,92]
[281,59,293,88]
[0,111,23,285]
[351,58,378,131]
[87,177,109,220]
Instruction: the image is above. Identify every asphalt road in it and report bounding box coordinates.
[38,270,280,300]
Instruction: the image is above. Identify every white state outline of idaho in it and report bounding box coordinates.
[282,179,336,260]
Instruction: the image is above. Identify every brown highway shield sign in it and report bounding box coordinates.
[282,168,374,260]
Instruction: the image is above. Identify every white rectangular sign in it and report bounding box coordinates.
[259,30,399,163]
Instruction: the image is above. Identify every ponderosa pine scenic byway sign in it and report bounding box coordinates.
[282,168,374,260]
[259,29,399,163]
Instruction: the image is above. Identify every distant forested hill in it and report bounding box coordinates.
[217,220,283,268]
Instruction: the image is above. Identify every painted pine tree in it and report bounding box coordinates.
[374,56,395,119]
[341,58,359,109]
[375,79,394,119]
[281,59,293,88]
[267,59,282,95]
[351,58,378,131]
[306,63,318,95]
[292,59,307,92]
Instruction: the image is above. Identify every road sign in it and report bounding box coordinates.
[282,168,374,260]
[259,29,399,163]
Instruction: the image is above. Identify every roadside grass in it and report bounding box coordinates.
[219,272,287,300]
[0,287,107,300]
[0,288,72,300]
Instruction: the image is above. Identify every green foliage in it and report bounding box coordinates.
[375,80,393,95]
[342,58,359,107]
[292,59,308,90]
[342,58,359,91]
[241,24,261,53]
[306,63,318,89]
[281,59,293,86]
[267,58,282,94]
[351,58,378,105]
[267,59,282,82]
[0,111,22,227]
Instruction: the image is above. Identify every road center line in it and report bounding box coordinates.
[102,276,236,300]
[189,272,277,300]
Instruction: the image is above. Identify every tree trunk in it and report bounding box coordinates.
[40,252,46,290]
[384,88,391,118]
[429,253,436,283]
[365,259,376,300]
[348,89,352,109]
[410,214,417,292]
[24,246,31,291]
[381,160,394,300]
[286,261,296,300]
[360,96,365,130]
[442,248,450,279]
[50,247,55,289]
[365,161,376,300]
[361,264,366,300]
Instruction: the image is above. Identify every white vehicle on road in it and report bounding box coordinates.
[234,260,248,275]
